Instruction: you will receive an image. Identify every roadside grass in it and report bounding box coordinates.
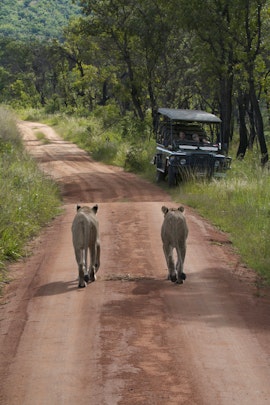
[170,152,270,284]
[23,106,156,174]
[35,131,50,144]
[0,107,62,292]
[19,108,270,285]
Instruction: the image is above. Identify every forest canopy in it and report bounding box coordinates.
[1,0,270,162]
[0,0,81,40]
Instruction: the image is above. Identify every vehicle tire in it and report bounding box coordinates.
[168,166,177,187]
[156,170,165,183]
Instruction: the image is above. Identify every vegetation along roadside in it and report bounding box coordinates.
[0,107,62,293]
[176,160,270,287]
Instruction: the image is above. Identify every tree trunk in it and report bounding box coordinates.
[124,49,145,120]
[148,78,158,136]
[247,102,256,149]
[219,74,233,153]
[236,93,248,159]
[249,76,268,165]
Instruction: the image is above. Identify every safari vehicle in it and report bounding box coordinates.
[153,108,231,186]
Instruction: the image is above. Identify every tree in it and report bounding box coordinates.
[235,0,268,165]
[77,0,147,119]
[174,0,268,162]
[175,0,237,150]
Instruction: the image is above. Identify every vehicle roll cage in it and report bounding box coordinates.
[155,108,223,150]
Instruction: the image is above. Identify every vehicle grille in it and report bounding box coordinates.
[191,154,213,169]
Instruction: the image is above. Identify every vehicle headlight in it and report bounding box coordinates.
[214,160,220,168]
[180,159,186,165]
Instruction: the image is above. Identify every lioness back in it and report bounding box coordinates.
[161,206,188,247]
[72,206,99,248]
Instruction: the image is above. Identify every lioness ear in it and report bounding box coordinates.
[76,205,81,211]
[162,206,169,215]
[92,204,98,214]
[178,206,185,212]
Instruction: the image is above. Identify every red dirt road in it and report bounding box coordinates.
[1,122,270,405]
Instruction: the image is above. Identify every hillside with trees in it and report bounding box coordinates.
[0,0,270,164]
[0,0,81,40]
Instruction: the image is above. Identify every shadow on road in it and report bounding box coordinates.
[34,280,79,296]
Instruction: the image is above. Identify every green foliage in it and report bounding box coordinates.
[0,0,81,40]
[36,107,155,171]
[124,143,154,173]
[177,151,270,284]
[0,107,62,289]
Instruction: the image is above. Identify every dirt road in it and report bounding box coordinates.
[1,122,270,405]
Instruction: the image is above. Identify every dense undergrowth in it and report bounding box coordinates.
[3,106,270,291]
[0,107,62,290]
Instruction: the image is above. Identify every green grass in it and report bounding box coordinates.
[0,107,62,292]
[35,131,50,144]
[171,152,270,284]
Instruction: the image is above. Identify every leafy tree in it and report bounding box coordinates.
[77,0,148,119]
[234,0,268,165]
[76,0,194,125]
[0,0,81,40]
[174,0,237,150]
[174,0,268,163]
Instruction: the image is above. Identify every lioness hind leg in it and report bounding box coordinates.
[175,247,186,284]
[87,243,99,282]
[75,248,86,288]
[95,243,100,271]
[89,265,96,282]
[163,244,177,282]
[78,264,86,288]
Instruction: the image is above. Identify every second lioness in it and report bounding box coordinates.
[71,204,100,288]
[161,205,188,284]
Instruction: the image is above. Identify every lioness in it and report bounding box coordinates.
[71,204,100,288]
[161,205,188,284]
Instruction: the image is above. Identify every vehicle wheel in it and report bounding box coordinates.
[156,170,165,183]
[168,166,177,187]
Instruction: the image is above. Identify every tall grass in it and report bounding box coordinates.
[0,107,62,290]
[175,151,270,284]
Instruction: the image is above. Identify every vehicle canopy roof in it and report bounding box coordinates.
[158,108,221,123]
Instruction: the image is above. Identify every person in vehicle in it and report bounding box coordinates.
[178,131,186,140]
[201,136,210,144]
[192,133,200,142]
[173,131,186,148]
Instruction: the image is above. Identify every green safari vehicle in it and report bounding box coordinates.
[153,108,231,186]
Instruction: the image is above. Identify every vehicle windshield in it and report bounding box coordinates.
[158,121,218,148]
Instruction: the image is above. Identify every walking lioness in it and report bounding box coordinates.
[71,204,100,288]
[161,205,188,284]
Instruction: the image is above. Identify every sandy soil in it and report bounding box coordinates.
[1,121,270,405]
